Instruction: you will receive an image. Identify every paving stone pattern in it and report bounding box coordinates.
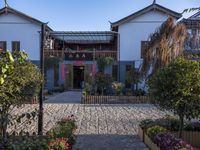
[10,104,168,150]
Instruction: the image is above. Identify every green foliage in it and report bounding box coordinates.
[0,51,43,146]
[97,57,114,73]
[111,81,124,95]
[148,57,200,137]
[4,136,49,150]
[125,66,140,85]
[139,119,155,130]
[155,116,181,131]
[147,125,167,140]
[94,72,113,95]
[47,115,77,147]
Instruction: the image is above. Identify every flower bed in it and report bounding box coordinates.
[138,116,199,150]
[1,115,77,150]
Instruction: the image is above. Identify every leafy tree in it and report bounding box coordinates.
[0,51,43,143]
[94,72,113,95]
[125,66,140,90]
[97,57,114,73]
[141,17,187,77]
[148,57,200,138]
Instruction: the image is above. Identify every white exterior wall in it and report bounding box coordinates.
[0,13,41,60]
[119,10,176,68]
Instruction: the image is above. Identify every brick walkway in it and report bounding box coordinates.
[10,104,168,150]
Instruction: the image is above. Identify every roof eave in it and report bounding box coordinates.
[111,4,182,28]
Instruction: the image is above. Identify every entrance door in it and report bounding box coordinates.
[73,66,84,89]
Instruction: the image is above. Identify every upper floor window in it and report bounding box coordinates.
[0,41,7,52]
[141,41,149,58]
[12,41,20,52]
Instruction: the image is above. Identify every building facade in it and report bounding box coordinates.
[0,6,51,66]
[111,2,182,88]
[0,3,199,91]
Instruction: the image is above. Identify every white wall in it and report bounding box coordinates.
[118,10,176,68]
[0,13,41,60]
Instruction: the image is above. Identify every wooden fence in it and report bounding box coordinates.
[81,95,150,104]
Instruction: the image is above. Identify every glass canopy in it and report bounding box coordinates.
[49,31,117,44]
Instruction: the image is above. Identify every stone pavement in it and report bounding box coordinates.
[45,91,82,103]
[10,104,169,150]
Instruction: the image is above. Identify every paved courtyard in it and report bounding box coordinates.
[10,103,169,150]
[45,91,82,103]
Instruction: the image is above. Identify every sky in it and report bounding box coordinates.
[0,0,199,31]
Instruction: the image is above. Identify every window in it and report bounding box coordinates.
[141,41,149,58]
[0,41,7,52]
[12,41,20,52]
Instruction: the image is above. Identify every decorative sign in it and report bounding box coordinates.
[65,52,93,61]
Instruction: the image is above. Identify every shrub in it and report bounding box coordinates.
[155,116,180,131]
[112,81,124,95]
[139,119,155,130]
[147,125,167,140]
[184,120,200,131]
[47,115,77,147]
[149,57,200,137]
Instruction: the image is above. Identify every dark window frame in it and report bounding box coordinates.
[12,41,20,52]
[0,41,7,52]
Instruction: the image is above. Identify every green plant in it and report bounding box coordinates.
[94,72,113,95]
[149,57,200,137]
[155,116,180,131]
[147,125,167,141]
[125,66,141,90]
[47,115,77,147]
[97,57,114,73]
[139,119,155,130]
[112,81,124,95]
[82,83,91,96]
[0,51,43,145]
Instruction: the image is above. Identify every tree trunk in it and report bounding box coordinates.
[179,115,184,138]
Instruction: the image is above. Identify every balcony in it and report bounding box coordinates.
[44,49,118,61]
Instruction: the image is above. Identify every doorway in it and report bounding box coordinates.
[73,66,84,89]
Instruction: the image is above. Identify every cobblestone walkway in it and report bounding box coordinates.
[10,104,168,150]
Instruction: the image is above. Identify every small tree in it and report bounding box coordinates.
[97,57,114,73]
[148,57,200,138]
[125,66,140,91]
[0,51,43,143]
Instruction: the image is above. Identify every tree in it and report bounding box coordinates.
[0,51,43,143]
[141,17,187,77]
[94,72,113,95]
[125,66,140,90]
[97,57,114,73]
[148,57,200,138]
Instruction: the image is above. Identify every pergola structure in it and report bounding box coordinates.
[44,31,119,61]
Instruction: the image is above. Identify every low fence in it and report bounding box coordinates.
[81,95,151,104]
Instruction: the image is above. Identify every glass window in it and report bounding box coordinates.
[0,41,7,52]
[12,41,20,52]
[141,41,149,58]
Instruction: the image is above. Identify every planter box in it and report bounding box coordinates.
[144,133,160,150]
[138,126,144,142]
[138,126,160,150]
[182,131,200,148]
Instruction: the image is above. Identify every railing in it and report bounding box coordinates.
[44,49,117,60]
[81,95,150,104]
